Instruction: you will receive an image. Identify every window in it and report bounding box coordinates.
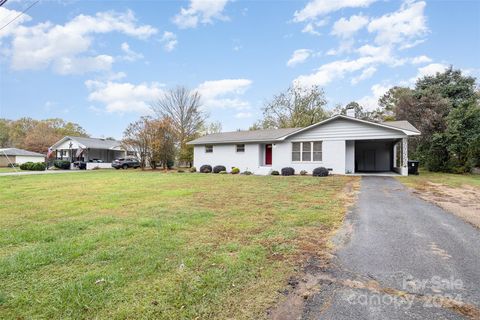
[236,144,245,152]
[61,150,68,156]
[313,141,322,161]
[292,141,322,162]
[205,145,213,153]
[302,142,311,161]
[292,142,301,161]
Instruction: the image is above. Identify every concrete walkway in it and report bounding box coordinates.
[303,176,480,320]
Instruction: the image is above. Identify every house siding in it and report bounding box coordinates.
[288,118,406,141]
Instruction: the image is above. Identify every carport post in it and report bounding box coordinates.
[402,137,408,176]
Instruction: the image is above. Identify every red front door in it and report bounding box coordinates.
[265,144,272,165]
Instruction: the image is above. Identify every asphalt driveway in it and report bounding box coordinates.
[303,176,480,319]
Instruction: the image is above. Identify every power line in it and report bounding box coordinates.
[0,0,38,32]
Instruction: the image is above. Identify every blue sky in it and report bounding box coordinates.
[1,0,479,138]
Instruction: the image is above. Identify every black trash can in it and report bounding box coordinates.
[407,160,419,175]
[77,161,87,170]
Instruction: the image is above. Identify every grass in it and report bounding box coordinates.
[0,170,357,319]
[0,168,18,173]
[397,169,480,189]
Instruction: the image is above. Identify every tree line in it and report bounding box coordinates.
[0,118,88,153]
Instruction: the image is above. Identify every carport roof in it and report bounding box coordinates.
[382,121,420,133]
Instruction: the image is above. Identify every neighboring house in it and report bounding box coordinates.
[50,136,133,169]
[188,115,421,176]
[0,148,45,167]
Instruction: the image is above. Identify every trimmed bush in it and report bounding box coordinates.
[189,166,197,173]
[213,165,226,173]
[231,167,240,174]
[312,167,329,177]
[200,165,212,173]
[242,171,253,175]
[20,162,46,171]
[54,160,70,170]
[281,167,295,176]
[300,170,308,176]
[219,171,227,174]
[271,170,280,176]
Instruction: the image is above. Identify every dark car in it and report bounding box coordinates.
[112,158,140,169]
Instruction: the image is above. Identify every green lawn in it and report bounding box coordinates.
[0,171,356,319]
[397,169,480,189]
[0,168,18,173]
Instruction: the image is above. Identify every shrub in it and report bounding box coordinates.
[300,170,308,176]
[177,169,185,173]
[7,163,18,168]
[231,167,240,174]
[312,167,329,177]
[200,165,212,173]
[242,170,253,175]
[166,160,175,169]
[271,170,280,175]
[213,165,226,173]
[189,166,197,173]
[20,162,46,171]
[219,171,227,174]
[281,167,295,176]
[54,160,70,170]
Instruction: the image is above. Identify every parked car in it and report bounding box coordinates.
[112,158,140,169]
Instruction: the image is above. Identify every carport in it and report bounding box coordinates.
[346,138,408,175]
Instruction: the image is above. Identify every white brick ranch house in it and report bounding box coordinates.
[188,115,420,176]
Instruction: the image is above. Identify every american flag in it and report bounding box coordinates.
[46,147,54,159]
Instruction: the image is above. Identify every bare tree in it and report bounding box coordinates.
[150,86,206,165]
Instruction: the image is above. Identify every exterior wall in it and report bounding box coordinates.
[193,143,261,173]
[0,155,15,167]
[273,139,346,174]
[345,140,355,174]
[16,155,45,164]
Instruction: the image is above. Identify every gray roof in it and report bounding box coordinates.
[0,148,45,157]
[53,136,122,149]
[188,115,420,145]
[187,127,301,145]
[382,121,420,133]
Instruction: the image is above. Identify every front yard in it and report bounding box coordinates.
[0,171,357,319]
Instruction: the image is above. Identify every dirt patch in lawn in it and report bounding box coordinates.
[412,182,480,228]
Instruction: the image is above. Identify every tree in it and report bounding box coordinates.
[0,119,11,147]
[122,117,152,169]
[150,86,206,166]
[201,121,222,135]
[149,118,177,169]
[253,85,329,129]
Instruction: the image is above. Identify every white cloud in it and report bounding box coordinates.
[3,10,156,74]
[411,55,432,64]
[416,63,448,78]
[357,83,391,110]
[86,80,164,113]
[120,42,144,61]
[351,66,377,84]
[235,112,253,119]
[0,7,32,38]
[287,49,313,67]
[331,14,369,38]
[160,31,178,51]
[301,19,328,36]
[293,0,376,22]
[196,79,252,110]
[368,1,427,46]
[173,0,231,29]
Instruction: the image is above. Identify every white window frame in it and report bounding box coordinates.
[236,144,245,153]
[205,145,213,153]
[291,141,323,163]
